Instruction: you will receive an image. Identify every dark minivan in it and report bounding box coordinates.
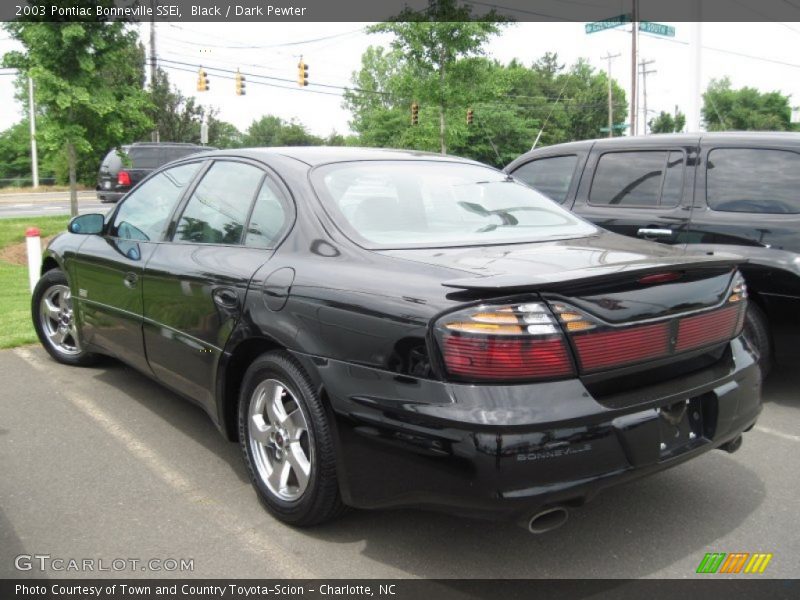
[507,132,800,370]
[96,142,211,203]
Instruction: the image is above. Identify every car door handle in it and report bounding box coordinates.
[212,287,239,309]
[123,272,138,289]
[637,228,673,238]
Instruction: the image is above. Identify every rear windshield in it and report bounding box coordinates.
[100,146,130,172]
[312,161,597,248]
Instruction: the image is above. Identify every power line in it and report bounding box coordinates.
[165,23,366,50]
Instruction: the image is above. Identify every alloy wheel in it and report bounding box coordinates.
[39,284,81,356]
[248,379,313,502]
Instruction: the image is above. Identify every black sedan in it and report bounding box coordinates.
[32,148,761,531]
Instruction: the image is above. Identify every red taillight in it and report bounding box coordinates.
[676,304,740,352]
[573,322,670,372]
[443,335,573,381]
[435,301,575,382]
[556,272,748,372]
[117,170,131,186]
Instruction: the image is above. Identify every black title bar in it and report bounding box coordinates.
[3,0,800,23]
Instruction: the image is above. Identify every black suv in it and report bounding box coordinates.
[96,142,211,203]
[507,132,800,370]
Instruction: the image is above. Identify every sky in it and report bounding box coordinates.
[2,21,800,139]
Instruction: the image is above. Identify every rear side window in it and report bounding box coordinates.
[127,147,164,170]
[112,162,201,241]
[590,150,684,207]
[511,155,577,204]
[166,146,206,162]
[244,179,288,248]
[707,148,800,214]
[174,161,264,245]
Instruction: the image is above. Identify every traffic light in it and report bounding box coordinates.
[466,108,474,125]
[411,102,419,125]
[197,67,209,92]
[235,69,246,96]
[297,57,308,87]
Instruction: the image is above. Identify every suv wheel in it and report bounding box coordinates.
[239,351,345,526]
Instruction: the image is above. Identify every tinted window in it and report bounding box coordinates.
[166,146,206,162]
[112,162,201,241]
[313,161,596,248]
[661,151,684,207]
[590,151,684,207]
[245,179,288,248]
[707,148,800,214]
[512,155,577,203]
[127,147,164,170]
[100,146,129,173]
[174,161,264,245]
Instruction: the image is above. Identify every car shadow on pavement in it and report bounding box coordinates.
[301,447,766,579]
[762,365,800,409]
[0,506,35,578]
[90,360,251,486]
[83,356,766,579]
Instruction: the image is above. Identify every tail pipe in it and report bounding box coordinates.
[719,434,743,454]
[525,506,569,534]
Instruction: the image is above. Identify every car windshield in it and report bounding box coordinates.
[312,160,596,248]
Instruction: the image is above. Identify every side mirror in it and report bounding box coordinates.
[68,213,105,235]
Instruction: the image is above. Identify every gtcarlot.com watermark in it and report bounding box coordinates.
[14,554,194,573]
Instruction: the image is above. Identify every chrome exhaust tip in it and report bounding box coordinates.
[527,506,569,534]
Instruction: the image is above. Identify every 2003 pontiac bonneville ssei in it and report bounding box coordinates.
[32,148,761,532]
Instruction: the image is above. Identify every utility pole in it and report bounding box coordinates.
[690,20,703,131]
[27,76,39,188]
[639,58,656,134]
[630,0,638,136]
[601,52,621,138]
[150,0,159,142]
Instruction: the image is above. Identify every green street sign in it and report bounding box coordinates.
[639,21,676,37]
[585,14,631,34]
[599,124,629,132]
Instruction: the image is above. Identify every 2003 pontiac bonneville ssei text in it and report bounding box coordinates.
[31,148,761,532]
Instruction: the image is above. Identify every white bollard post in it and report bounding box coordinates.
[25,227,42,293]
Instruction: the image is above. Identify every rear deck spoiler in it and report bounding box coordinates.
[442,254,745,291]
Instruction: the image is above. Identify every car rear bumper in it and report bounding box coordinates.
[295,336,761,522]
[95,190,125,203]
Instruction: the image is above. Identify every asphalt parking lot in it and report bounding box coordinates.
[0,345,798,579]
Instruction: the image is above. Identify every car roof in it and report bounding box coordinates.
[525,131,800,153]
[128,142,208,148]
[197,146,487,167]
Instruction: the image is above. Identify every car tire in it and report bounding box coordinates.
[743,302,771,378]
[238,351,346,526]
[32,269,98,366]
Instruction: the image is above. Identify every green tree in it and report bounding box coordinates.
[649,110,686,133]
[344,51,626,167]
[242,115,323,147]
[149,67,205,143]
[702,77,791,131]
[3,8,153,214]
[0,121,34,185]
[369,0,507,154]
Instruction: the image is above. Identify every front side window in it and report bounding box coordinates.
[590,150,684,207]
[174,161,265,245]
[312,161,596,248]
[112,162,201,241]
[511,155,577,204]
[707,148,800,214]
